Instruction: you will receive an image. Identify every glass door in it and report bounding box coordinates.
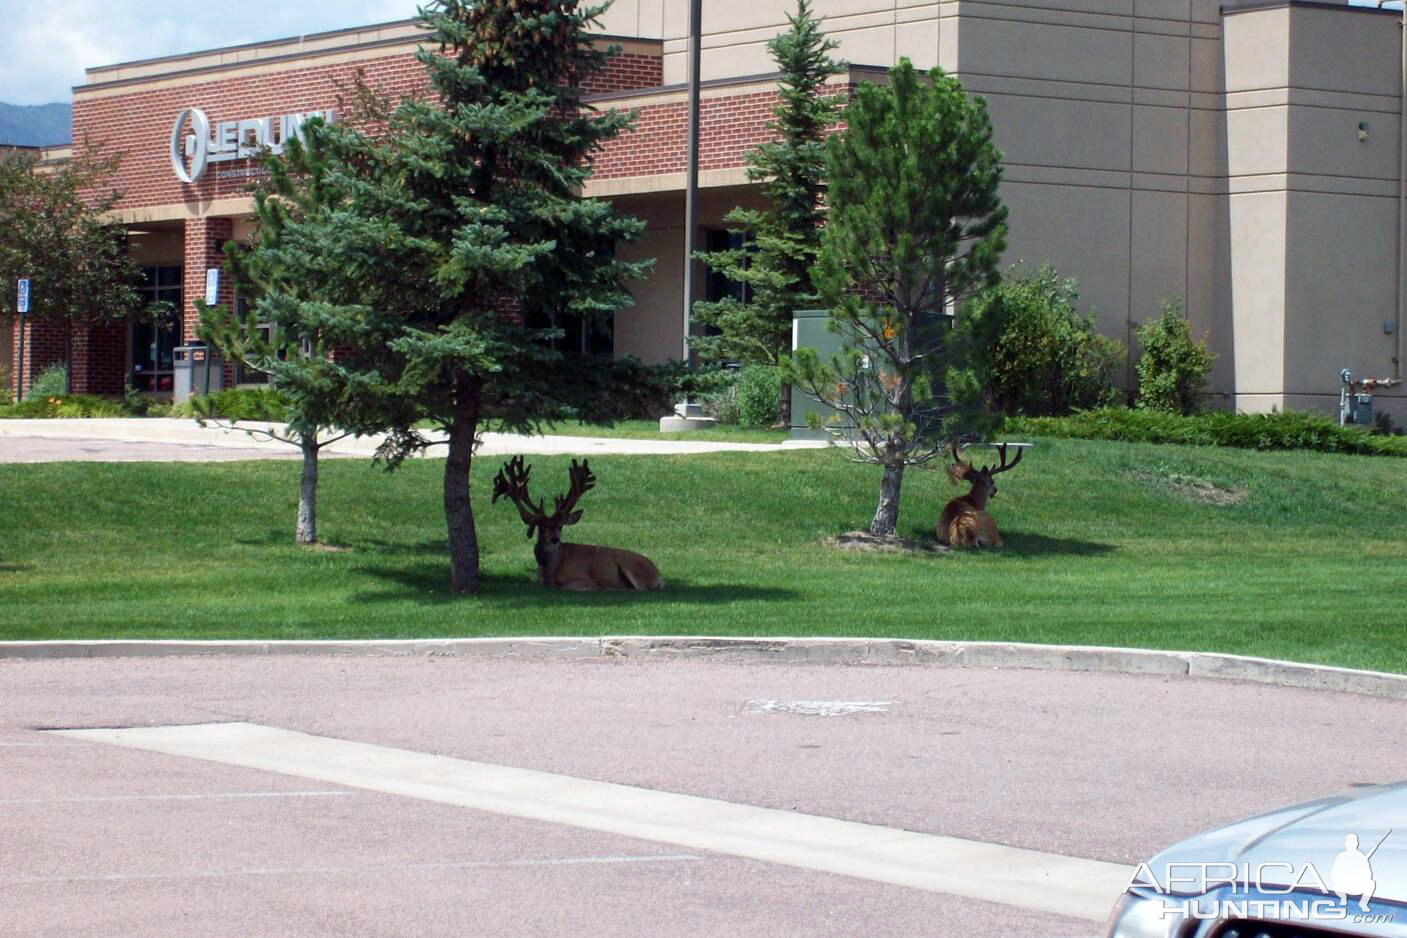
[130,267,183,393]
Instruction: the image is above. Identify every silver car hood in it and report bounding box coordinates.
[1141,782,1407,903]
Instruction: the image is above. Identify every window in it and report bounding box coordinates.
[525,241,617,358]
[525,305,614,358]
[704,229,753,307]
[233,292,271,386]
[233,291,302,385]
[129,267,182,393]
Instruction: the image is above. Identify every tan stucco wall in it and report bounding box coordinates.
[954,0,1232,395]
[657,0,950,84]
[127,229,185,268]
[1225,2,1406,419]
[610,187,774,365]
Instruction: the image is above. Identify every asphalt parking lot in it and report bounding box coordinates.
[4,655,1405,937]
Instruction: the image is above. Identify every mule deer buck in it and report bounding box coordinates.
[937,443,1023,548]
[492,456,663,591]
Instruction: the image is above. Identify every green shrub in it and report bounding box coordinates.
[734,365,781,427]
[1005,407,1407,457]
[23,364,69,402]
[175,388,292,422]
[961,265,1124,417]
[122,384,151,417]
[0,394,135,419]
[703,370,742,425]
[1135,299,1216,415]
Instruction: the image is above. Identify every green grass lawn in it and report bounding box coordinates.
[1,437,1404,672]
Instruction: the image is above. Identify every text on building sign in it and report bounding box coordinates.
[170,107,336,184]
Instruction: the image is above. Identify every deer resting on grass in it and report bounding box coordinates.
[492,456,663,591]
[937,443,1022,548]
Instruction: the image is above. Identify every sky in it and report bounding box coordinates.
[0,1,424,105]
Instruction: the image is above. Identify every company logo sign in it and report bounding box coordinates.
[169,107,337,184]
[1127,829,1395,926]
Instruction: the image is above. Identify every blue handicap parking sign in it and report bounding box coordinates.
[17,278,30,314]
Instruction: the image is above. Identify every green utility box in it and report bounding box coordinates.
[790,308,855,440]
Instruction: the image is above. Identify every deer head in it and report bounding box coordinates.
[947,442,1022,508]
[492,455,595,571]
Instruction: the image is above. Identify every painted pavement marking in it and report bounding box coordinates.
[743,699,896,716]
[4,853,703,886]
[0,789,358,806]
[52,722,1132,922]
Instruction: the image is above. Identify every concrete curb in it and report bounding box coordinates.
[2,636,1405,700]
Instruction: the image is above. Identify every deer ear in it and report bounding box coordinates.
[565,510,584,526]
[525,523,536,540]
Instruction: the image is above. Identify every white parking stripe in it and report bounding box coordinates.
[4,853,703,886]
[0,790,357,806]
[53,722,1132,923]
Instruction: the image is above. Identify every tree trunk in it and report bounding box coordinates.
[778,380,793,428]
[444,375,482,594]
[296,437,318,545]
[870,461,904,536]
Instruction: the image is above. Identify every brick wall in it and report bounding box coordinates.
[11,319,68,399]
[592,85,853,180]
[74,47,666,212]
[71,320,128,396]
[584,51,663,95]
[182,216,239,389]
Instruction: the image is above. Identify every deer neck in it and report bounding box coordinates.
[534,537,564,584]
[965,485,990,511]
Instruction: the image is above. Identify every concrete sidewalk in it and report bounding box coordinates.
[0,417,827,461]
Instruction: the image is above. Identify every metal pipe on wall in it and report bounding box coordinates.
[1389,0,1407,381]
[1398,1,1406,379]
[681,0,703,365]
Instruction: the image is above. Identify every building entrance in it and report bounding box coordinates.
[130,266,183,393]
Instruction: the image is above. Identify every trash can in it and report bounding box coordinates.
[173,344,224,403]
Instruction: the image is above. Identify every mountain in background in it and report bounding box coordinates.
[0,103,72,147]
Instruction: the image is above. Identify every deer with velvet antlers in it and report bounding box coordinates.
[937,443,1023,548]
[492,456,663,591]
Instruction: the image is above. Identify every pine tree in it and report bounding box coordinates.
[691,0,843,425]
[787,61,1008,536]
[197,121,358,546]
[220,0,649,592]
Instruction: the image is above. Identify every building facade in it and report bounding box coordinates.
[5,0,1405,420]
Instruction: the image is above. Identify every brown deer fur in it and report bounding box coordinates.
[937,444,1022,548]
[493,457,663,591]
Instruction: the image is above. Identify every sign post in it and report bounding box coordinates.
[15,278,30,400]
[201,269,220,393]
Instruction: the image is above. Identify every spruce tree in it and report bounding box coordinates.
[691,0,843,425]
[197,120,358,546]
[216,0,649,592]
[787,61,1008,536]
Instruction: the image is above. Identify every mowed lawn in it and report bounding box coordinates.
[0,437,1404,672]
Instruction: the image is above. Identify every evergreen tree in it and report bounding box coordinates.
[691,0,843,425]
[220,0,649,592]
[787,61,1008,536]
[197,120,357,546]
[0,145,149,393]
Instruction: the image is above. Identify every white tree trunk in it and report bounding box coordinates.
[296,438,318,545]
